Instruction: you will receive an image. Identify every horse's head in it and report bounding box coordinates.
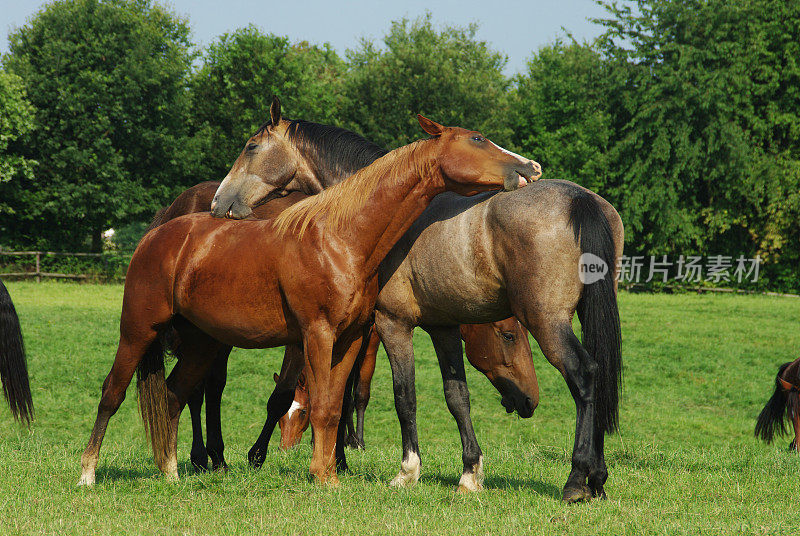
[461,318,539,418]
[211,96,318,218]
[419,115,542,195]
[277,372,310,450]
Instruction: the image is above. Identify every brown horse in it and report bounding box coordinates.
[279,317,538,450]
[77,115,539,486]
[755,357,800,451]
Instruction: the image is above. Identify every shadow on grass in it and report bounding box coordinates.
[426,473,562,499]
[94,465,157,483]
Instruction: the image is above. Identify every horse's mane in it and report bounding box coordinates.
[273,139,433,238]
[257,118,388,183]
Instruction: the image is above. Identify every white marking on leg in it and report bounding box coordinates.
[389,451,421,488]
[457,455,485,492]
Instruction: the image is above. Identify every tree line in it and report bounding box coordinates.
[0,0,797,290]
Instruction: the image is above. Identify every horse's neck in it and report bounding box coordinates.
[343,150,445,277]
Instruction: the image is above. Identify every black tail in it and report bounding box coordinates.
[569,193,622,434]
[0,279,34,424]
[755,362,793,443]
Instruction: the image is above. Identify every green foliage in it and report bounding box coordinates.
[189,26,345,179]
[594,0,800,273]
[341,14,511,149]
[510,41,617,192]
[0,71,36,215]
[1,0,196,251]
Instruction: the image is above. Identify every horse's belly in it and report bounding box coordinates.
[412,265,511,325]
[174,264,296,348]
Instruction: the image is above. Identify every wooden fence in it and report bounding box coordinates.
[0,250,108,281]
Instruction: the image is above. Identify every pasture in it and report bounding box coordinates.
[1,281,798,535]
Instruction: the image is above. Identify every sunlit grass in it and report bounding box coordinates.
[1,281,798,535]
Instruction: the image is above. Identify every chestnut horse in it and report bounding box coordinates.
[755,357,800,451]
[217,141,623,500]
[77,115,539,486]
[279,317,537,450]
[0,278,33,424]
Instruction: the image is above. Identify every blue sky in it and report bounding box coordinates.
[0,0,611,75]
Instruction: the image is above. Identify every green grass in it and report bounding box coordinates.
[1,281,799,535]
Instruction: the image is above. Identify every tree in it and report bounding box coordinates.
[509,41,616,192]
[0,71,36,223]
[341,15,511,149]
[2,0,196,251]
[595,0,800,273]
[189,26,345,180]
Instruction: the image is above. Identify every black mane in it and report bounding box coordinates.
[257,119,388,183]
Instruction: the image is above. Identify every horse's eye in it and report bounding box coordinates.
[471,135,486,143]
[247,143,258,151]
[501,332,515,342]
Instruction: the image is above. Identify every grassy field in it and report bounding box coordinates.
[1,281,799,535]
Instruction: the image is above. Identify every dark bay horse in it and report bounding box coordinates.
[0,278,33,424]
[279,317,538,450]
[217,141,623,501]
[149,99,540,473]
[755,358,800,451]
[77,115,539,486]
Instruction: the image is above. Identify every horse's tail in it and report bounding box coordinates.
[755,362,793,443]
[0,279,34,424]
[569,192,623,434]
[141,206,169,240]
[136,328,175,468]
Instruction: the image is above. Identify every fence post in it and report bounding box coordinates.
[35,251,41,283]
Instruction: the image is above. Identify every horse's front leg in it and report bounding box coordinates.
[248,344,305,468]
[187,383,208,471]
[375,312,421,487]
[304,327,362,485]
[424,325,484,492]
[204,347,231,471]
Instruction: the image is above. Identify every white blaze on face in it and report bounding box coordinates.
[489,141,542,184]
[286,400,302,421]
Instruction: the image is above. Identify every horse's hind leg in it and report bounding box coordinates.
[248,344,305,468]
[375,313,421,487]
[352,327,379,449]
[425,325,484,492]
[204,347,231,471]
[162,329,223,479]
[187,383,208,471]
[526,320,597,503]
[79,333,158,486]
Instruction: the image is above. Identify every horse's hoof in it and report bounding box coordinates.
[562,485,592,503]
[248,448,266,469]
[455,482,483,493]
[344,434,364,450]
[211,459,229,473]
[389,474,416,488]
[77,473,95,487]
[190,458,208,472]
[591,486,607,500]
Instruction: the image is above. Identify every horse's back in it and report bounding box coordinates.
[377,180,623,326]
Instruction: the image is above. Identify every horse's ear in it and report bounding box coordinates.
[297,372,306,390]
[270,96,282,125]
[417,114,444,137]
[273,373,280,384]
